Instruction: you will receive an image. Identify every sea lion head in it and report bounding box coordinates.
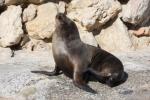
[55,13,79,37]
[55,13,74,29]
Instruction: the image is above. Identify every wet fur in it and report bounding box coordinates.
[32,13,125,93]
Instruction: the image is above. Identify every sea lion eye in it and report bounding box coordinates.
[56,14,62,20]
[56,13,65,20]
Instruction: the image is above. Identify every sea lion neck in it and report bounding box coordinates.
[54,23,81,41]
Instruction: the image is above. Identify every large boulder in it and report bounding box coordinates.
[95,18,133,52]
[68,0,121,31]
[121,0,150,25]
[26,3,58,40]
[75,23,98,47]
[23,4,37,23]
[0,5,23,47]
[58,1,66,13]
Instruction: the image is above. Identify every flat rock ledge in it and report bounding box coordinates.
[0,48,150,100]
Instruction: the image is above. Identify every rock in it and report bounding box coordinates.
[76,23,98,47]
[126,84,150,100]
[80,31,98,47]
[0,97,14,100]
[130,27,150,36]
[26,3,58,40]
[5,0,46,5]
[0,47,12,63]
[0,5,23,47]
[20,34,30,47]
[23,39,51,51]
[58,1,66,13]
[68,0,121,31]
[95,18,133,52]
[23,4,37,23]
[121,0,150,25]
[129,30,150,49]
[5,0,18,5]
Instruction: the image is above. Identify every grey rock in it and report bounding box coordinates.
[76,23,98,47]
[95,18,133,52]
[122,0,150,25]
[26,3,59,40]
[68,0,121,31]
[23,4,37,23]
[23,39,51,51]
[129,30,150,50]
[0,5,23,47]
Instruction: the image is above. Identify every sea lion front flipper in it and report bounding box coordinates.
[73,69,97,94]
[31,65,62,76]
[73,80,97,94]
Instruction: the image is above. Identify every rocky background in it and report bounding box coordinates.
[0,0,150,52]
[0,0,150,100]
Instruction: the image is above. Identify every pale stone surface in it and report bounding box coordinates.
[0,48,150,100]
[58,1,66,13]
[23,39,51,51]
[26,3,58,40]
[23,4,37,23]
[68,0,121,30]
[95,18,133,52]
[76,23,98,47]
[129,30,150,49]
[121,0,150,25]
[80,31,98,47]
[0,5,23,47]
[0,47,12,63]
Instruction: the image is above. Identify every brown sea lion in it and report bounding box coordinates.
[32,13,125,93]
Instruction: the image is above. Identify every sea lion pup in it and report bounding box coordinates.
[32,13,125,93]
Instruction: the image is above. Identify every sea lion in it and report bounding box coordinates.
[32,13,125,93]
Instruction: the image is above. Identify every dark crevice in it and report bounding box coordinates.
[0,5,7,14]
[45,0,71,4]
[118,0,129,4]
[121,17,150,30]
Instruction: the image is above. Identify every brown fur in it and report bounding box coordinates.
[32,13,125,93]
